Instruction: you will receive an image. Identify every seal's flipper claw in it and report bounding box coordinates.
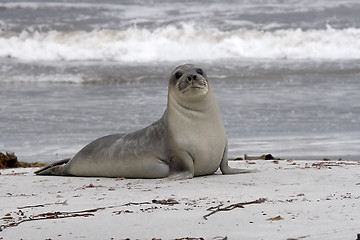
[35,158,70,175]
[221,167,256,175]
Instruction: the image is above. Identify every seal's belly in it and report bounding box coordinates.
[182,132,226,176]
[192,144,225,176]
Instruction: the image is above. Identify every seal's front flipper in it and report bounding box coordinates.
[219,145,255,175]
[220,164,256,174]
[35,158,70,176]
[167,171,194,180]
[168,152,195,179]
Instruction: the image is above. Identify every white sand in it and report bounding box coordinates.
[1,160,359,240]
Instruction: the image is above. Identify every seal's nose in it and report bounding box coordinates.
[187,75,197,81]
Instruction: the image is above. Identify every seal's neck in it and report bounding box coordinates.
[167,87,216,114]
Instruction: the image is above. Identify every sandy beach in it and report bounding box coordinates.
[1,160,359,240]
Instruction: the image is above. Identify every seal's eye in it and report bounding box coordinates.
[196,68,203,75]
[175,71,183,79]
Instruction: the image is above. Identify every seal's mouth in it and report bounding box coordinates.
[179,81,207,94]
[190,82,207,89]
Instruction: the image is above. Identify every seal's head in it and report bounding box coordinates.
[169,64,209,99]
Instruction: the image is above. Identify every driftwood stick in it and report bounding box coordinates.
[203,198,266,220]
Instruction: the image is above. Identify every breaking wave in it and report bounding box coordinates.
[1,24,360,62]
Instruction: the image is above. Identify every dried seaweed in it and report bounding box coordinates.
[0,152,46,169]
[230,153,282,161]
[152,198,179,205]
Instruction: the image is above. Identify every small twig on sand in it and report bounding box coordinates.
[203,198,266,220]
[17,200,67,209]
[121,199,179,207]
[122,201,152,206]
[207,203,224,211]
[17,204,46,209]
[17,201,68,209]
[0,208,104,231]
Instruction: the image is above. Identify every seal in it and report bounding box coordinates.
[35,64,252,178]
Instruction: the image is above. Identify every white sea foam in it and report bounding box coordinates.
[4,73,85,84]
[1,24,360,62]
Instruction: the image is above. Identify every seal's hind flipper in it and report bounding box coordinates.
[35,158,70,175]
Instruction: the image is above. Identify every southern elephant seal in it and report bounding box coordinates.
[35,64,252,178]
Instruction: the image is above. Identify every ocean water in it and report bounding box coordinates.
[1,0,360,162]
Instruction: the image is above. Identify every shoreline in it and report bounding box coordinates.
[1,160,359,239]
